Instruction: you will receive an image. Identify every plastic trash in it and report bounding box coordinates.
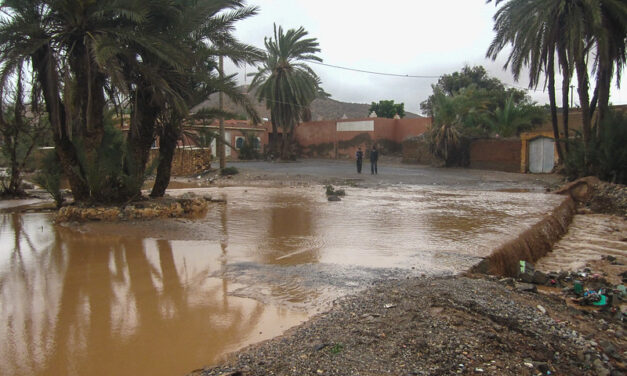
[592,295,607,306]
[573,280,583,294]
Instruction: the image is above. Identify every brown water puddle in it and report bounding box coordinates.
[0,213,307,376]
[0,186,565,376]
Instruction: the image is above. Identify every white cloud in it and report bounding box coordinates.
[225,0,627,114]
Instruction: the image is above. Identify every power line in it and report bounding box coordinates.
[309,61,441,79]
[309,60,558,93]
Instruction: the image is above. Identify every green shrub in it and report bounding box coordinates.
[564,111,627,184]
[220,166,239,176]
[238,134,261,160]
[34,150,65,207]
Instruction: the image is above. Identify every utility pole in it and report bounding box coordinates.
[570,85,574,108]
[219,55,225,170]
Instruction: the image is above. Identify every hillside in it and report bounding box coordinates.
[192,87,422,121]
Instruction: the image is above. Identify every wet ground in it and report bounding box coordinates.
[536,213,627,284]
[0,160,568,376]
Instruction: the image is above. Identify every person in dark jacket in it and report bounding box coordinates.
[355,147,363,173]
[370,145,378,174]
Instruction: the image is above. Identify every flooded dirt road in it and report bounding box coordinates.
[0,174,566,376]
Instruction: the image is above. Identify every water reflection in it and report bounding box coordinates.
[258,194,320,265]
[0,213,306,376]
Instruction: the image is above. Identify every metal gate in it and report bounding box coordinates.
[528,137,555,173]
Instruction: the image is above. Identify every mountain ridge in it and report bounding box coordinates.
[193,86,422,121]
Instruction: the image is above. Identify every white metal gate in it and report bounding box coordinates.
[529,137,555,173]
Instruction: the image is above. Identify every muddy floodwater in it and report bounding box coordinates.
[0,185,565,376]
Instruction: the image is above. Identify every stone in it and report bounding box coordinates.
[518,261,535,283]
[593,359,610,376]
[532,270,549,285]
[515,283,537,293]
[599,340,617,358]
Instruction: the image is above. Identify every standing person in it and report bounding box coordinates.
[355,147,364,173]
[370,145,378,175]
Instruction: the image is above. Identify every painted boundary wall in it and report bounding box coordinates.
[295,117,430,159]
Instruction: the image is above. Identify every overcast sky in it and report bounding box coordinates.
[225,0,627,115]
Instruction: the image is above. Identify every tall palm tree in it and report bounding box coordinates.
[487,0,626,161]
[593,1,627,132]
[0,0,166,202]
[249,24,324,160]
[486,0,575,161]
[144,0,262,197]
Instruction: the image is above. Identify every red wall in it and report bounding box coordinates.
[469,138,521,172]
[294,117,431,159]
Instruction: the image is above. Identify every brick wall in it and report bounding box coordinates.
[402,137,439,165]
[469,138,521,172]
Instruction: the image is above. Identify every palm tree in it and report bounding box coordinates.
[487,0,626,161]
[592,1,627,132]
[486,95,547,137]
[0,0,167,202]
[249,24,324,160]
[427,89,466,166]
[144,0,262,197]
[0,0,261,201]
[486,0,574,161]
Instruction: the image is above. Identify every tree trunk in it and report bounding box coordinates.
[558,47,570,154]
[126,84,159,198]
[150,122,179,198]
[32,45,90,201]
[270,118,279,158]
[595,62,611,137]
[70,43,106,168]
[218,55,226,170]
[547,52,564,163]
[575,55,592,159]
[280,126,290,160]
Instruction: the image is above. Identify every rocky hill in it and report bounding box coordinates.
[192,87,422,121]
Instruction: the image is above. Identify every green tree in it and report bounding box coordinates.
[486,95,547,137]
[420,66,525,117]
[368,100,405,118]
[122,0,262,198]
[0,0,261,202]
[0,66,48,196]
[249,24,325,160]
[427,89,465,166]
[0,0,165,202]
[592,1,627,132]
[486,0,627,163]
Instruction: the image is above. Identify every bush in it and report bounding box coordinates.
[34,150,65,207]
[564,111,627,184]
[238,134,261,160]
[220,166,238,176]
